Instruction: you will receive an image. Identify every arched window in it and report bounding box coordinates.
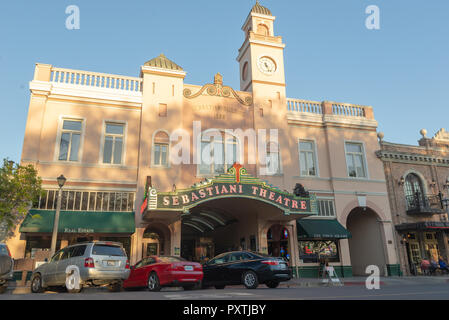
[257,24,270,36]
[404,173,425,209]
[152,131,169,167]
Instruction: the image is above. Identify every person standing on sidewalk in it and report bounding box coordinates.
[438,257,449,274]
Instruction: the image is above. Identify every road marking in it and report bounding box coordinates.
[164,292,256,300]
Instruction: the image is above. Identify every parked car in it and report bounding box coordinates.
[0,243,14,294]
[202,251,292,289]
[30,241,130,293]
[123,256,203,292]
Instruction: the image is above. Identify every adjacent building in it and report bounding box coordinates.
[377,129,449,275]
[7,2,400,278]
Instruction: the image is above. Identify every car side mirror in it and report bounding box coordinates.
[130,265,135,270]
[44,258,48,262]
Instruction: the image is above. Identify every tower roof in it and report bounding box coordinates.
[144,53,183,71]
[251,1,272,16]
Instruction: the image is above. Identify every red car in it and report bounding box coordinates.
[123,256,203,291]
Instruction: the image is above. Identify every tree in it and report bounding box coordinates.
[0,159,42,240]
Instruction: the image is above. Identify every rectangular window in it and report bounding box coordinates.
[59,119,82,161]
[345,142,367,178]
[317,199,336,217]
[103,123,124,165]
[265,151,281,175]
[299,240,340,263]
[299,140,317,176]
[199,138,237,175]
[159,104,167,117]
[153,143,168,166]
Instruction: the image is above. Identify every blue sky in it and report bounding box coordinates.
[0,1,448,162]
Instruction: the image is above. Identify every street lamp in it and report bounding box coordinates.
[50,175,66,257]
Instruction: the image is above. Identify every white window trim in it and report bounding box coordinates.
[151,129,171,169]
[298,138,319,178]
[99,120,127,166]
[344,140,369,180]
[54,116,86,163]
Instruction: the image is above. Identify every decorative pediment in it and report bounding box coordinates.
[183,73,253,106]
[433,128,449,141]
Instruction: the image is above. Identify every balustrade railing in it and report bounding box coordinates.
[50,67,142,92]
[332,102,366,117]
[287,98,322,114]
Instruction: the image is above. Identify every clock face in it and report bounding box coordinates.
[257,56,276,75]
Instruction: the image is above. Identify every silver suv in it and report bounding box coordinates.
[0,243,14,294]
[31,241,130,293]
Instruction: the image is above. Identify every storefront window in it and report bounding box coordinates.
[100,237,131,258]
[299,240,340,263]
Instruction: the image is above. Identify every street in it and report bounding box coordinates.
[2,282,449,300]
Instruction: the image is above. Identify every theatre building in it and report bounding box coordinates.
[377,129,449,275]
[8,2,400,277]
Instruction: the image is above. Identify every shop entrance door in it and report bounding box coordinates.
[424,232,440,260]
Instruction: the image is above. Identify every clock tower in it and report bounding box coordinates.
[237,1,286,93]
[237,2,292,181]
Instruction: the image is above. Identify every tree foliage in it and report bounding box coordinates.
[0,159,42,240]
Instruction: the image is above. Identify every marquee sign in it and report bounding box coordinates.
[142,163,317,216]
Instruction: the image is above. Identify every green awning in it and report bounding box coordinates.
[297,219,351,239]
[20,210,135,234]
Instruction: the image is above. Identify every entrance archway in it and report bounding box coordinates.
[142,223,171,258]
[180,197,289,263]
[267,224,290,261]
[346,207,387,276]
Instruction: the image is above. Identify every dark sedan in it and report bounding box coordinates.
[202,251,291,289]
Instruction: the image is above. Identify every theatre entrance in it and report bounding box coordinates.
[180,197,292,264]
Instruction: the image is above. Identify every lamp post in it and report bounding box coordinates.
[50,175,66,257]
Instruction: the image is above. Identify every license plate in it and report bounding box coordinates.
[106,260,116,266]
[184,266,194,271]
[280,264,287,269]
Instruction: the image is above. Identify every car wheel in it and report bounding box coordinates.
[147,272,161,292]
[214,285,225,289]
[242,271,259,289]
[107,281,123,293]
[31,274,44,293]
[0,284,7,294]
[266,281,280,289]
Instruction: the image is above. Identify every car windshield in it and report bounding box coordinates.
[92,244,125,257]
[158,256,186,263]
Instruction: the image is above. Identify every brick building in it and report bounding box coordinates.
[377,129,449,275]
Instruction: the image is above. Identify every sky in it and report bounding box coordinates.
[0,0,448,163]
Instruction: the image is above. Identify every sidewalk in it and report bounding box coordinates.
[281,275,449,287]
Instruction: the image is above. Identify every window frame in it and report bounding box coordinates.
[54,117,85,163]
[298,139,319,177]
[197,131,241,177]
[151,130,171,168]
[259,142,282,176]
[344,141,369,179]
[100,120,127,166]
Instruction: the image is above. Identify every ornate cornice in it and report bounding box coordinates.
[183,73,253,106]
[376,150,449,166]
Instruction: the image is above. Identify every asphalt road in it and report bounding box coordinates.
[2,283,449,300]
